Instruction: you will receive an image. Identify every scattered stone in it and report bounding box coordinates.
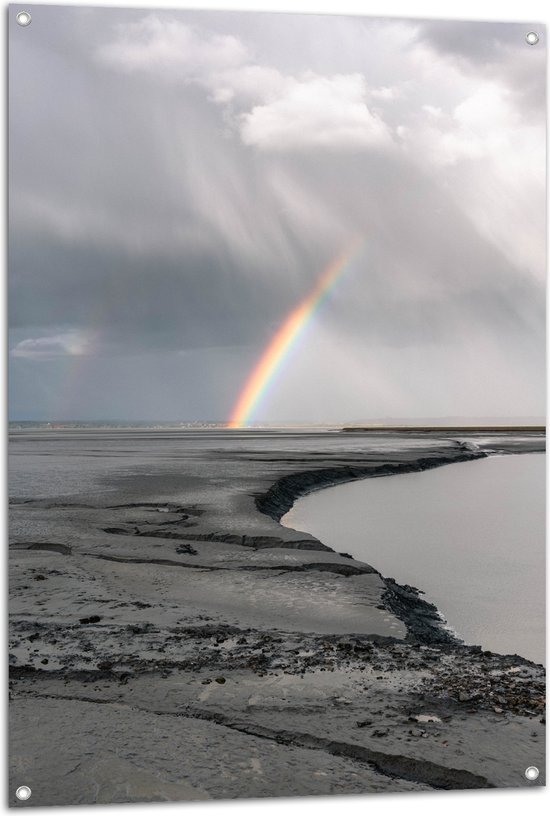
[410,713,442,723]
[79,615,102,625]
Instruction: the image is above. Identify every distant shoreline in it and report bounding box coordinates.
[342,425,546,434]
[8,421,546,434]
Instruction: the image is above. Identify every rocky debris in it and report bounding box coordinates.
[381,578,459,645]
[421,648,545,718]
[9,616,545,724]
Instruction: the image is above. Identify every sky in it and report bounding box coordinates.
[8,4,546,423]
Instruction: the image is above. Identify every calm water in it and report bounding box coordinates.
[283,454,546,664]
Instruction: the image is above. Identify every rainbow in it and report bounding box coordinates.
[228,238,363,428]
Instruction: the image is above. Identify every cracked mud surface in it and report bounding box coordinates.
[8,429,546,806]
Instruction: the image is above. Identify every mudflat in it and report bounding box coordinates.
[8,429,546,805]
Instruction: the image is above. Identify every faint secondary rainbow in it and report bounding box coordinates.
[228,238,363,429]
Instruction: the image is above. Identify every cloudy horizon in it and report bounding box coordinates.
[9,6,546,423]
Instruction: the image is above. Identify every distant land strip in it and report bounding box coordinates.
[341,425,546,433]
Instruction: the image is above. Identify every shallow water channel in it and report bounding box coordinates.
[283,454,545,665]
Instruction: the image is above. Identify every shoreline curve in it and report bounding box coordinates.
[254,447,488,646]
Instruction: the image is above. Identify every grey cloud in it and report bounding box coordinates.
[415,19,542,62]
[415,19,546,113]
[8,6,545,422]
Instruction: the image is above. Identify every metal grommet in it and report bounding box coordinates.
[15,785,32,801]
[525,766,539,781]
[16,11,32,27]
[526,32,539,45]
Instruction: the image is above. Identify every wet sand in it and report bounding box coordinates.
[8,429,546,805]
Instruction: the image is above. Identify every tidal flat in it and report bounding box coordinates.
[8,428,546,805]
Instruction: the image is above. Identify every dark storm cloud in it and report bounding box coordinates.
[9,236,268,350]
[8,6,545,421]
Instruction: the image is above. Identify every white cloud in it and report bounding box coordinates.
[398,86,514,167]
[97,15,248,79]
[422,104,443,118]
[97,18,393,154]
[10,332,94,360]
[453,84,512,132]
[208,64,287,105]
[397,80,545,277]
[371,86,398,101]
[240,73,393,151]
[95,16,544,274]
